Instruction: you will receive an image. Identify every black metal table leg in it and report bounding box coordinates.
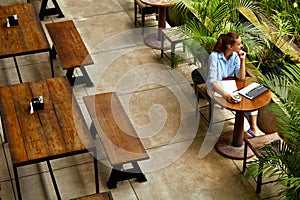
[47,160,62,200]
[13,166,22,200]
[13,57,22,83]
[0,115,7,143]
[93,148,99,193]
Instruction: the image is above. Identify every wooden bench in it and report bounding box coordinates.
[71,192,113,200]
[45,20,94,86]
[83,92,149,189]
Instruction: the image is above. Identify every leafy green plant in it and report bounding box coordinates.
[172,0,269,58]
[252,0,300,46]
[246,63,300,199]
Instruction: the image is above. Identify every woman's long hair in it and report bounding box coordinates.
[213,32,240,53]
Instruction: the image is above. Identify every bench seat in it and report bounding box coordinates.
[83,92,149,189]
[45,20,93,86]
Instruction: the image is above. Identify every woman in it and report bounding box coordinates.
[207,32,262,137]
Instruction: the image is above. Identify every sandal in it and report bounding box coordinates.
[247,129,256,137]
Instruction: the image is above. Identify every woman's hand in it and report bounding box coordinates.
[238,50,246,60]
[225,93,238,104]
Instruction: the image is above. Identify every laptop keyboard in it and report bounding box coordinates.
[245,84,268,99]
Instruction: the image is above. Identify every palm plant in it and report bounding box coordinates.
[172,0,269,57]
[252,0,300,46]
[246,63,300,199]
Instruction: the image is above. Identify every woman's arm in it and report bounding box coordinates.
[211,81,237,103]
[237,50,246,79]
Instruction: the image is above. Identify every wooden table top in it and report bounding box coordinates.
[141,0,173,7]
[0,3,50,58]
[83,92,149,166]
[213,81,272,112]
[0,77,93,166]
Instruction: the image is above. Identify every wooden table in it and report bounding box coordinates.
[141,0,173,49]
[213,81,272,159]
[0,3,51,83]
[0,77,99,200]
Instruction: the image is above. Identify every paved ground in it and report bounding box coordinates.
[0,0,281,199]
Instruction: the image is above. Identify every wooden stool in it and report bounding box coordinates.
[71,192,113,200]
[161,26,189,68]
[242,132,282,193]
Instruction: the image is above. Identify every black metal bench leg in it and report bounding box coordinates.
[50,45,57,59]
[106,168,119,189]
[49,49,55,78]
[39,0,48,21]
[66,69,75,86]
[39,0,64,21]
[106,162,147,189]
[256,160,263,193]
[47,160,62,200]
[80,67,94,87]
[132,162,147,182]
[242,142,248,174]
[90,122,98,140]
[51,0,64,18]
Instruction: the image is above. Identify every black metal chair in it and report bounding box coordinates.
[134,0,157,30]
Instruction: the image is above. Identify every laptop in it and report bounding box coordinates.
[238,82,269,99]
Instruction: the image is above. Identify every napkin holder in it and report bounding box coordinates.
[7,15,18,27]
[29,96,44,114]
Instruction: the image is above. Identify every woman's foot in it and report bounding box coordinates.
[247,127,265,137]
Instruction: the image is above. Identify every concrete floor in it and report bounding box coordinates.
[0,0,281,199]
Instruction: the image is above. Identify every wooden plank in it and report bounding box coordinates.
[10,83,49,164]
[29,79,67,156]
[71,192,112,200]
[45,20,93,69]
[83,92,149,166]
[0,3,50,58]
[46,77,93,152]
[0,86,27,164]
